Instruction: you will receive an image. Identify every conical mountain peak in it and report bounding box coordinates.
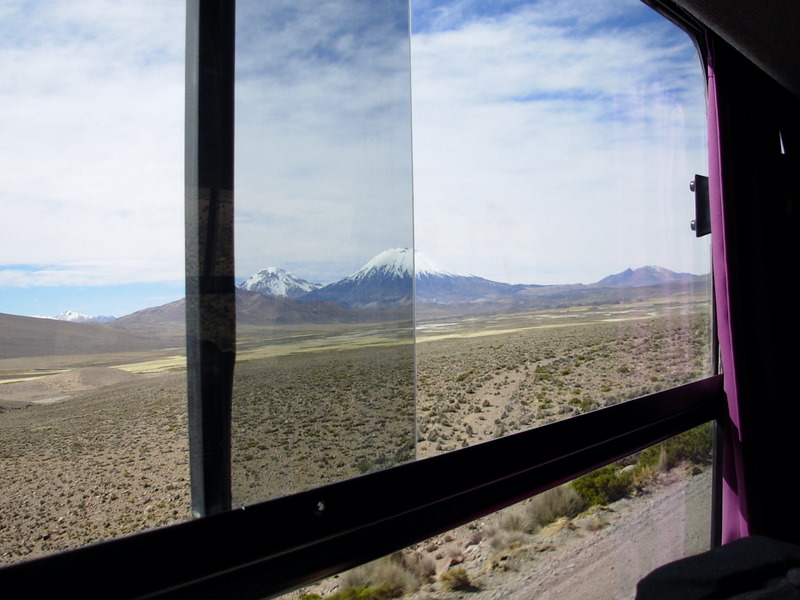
[349,248,467,281]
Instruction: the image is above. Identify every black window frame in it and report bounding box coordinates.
[0,1,724,598]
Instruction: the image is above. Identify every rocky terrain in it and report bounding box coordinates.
[231,344,415,505]
[0,370,189,563]
[286,466,711,600]
[416,304,710,457]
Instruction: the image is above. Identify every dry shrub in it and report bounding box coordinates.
[584,514,610,531]
[656,445,671,472]
[439,567,475,592]
[575,506,612,532]
[538,517,573,539]
[340,553,422,597]
[399,550,436,581]
[497,506,533,533]
[489,529,528,552]
[527,485,586,528]
[632,462,657,488]
[318,583,398,600]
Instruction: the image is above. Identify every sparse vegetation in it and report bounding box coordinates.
[0,372,190,562]
[331,553,431,599]
[417,306,711,459]
[2,297,711,569]
[571,464,634,506]
[304,582,400,600]
[231,343,415,504]
[527,485,586,527]
[637,423,713,472]
[439,567,475,592]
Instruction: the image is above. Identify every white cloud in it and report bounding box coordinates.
[233,0,414,281]
[0,1,185,287]
[410,0,709,284]
[233,0,709,285]
[1,0,709,298]
[0,258,180,288]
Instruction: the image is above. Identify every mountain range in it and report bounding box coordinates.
[18,249,708,345]
[240,248,704,311]
[39,310,118,323]
[233,249,535,309]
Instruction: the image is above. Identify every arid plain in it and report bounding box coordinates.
[1,295,711,573]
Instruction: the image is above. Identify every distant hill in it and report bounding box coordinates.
[234,289,399,325]
[0,312,174,360]
[593,266,697,288]
[110,289,402,331]
[417,274,712,319]
[112,299,186,329]
[415,250,530,304]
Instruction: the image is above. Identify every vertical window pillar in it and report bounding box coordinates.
[185,0,236,517]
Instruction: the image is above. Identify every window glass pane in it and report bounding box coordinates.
[411,0,712,455]
[232,0,415,505]
[286,424,712,600]
[0,2,187,563]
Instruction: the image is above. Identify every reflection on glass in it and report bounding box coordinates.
[0,2,188,563]
[285,425,713,600]
[411,0,712,456]
[232,0,415,505]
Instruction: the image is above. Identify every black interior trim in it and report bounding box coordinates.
[185,0,237,518]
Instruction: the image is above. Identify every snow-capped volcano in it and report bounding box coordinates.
[239,267,322,298]
[347,248,465,281]
[55,310,116,323]
[301,248,516,308]
[300,248,415,308]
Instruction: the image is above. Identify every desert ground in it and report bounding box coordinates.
[0,368,189,562]
[0,296,712,599]
[232,344,415,505]
[285,465,711,600]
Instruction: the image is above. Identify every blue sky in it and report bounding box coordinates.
[0,0,708,318]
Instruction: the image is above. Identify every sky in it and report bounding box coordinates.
[0,1,185,317]
[0,0,709,318]
[409,0,709,284]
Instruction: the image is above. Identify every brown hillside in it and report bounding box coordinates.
[0,313,176,360]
